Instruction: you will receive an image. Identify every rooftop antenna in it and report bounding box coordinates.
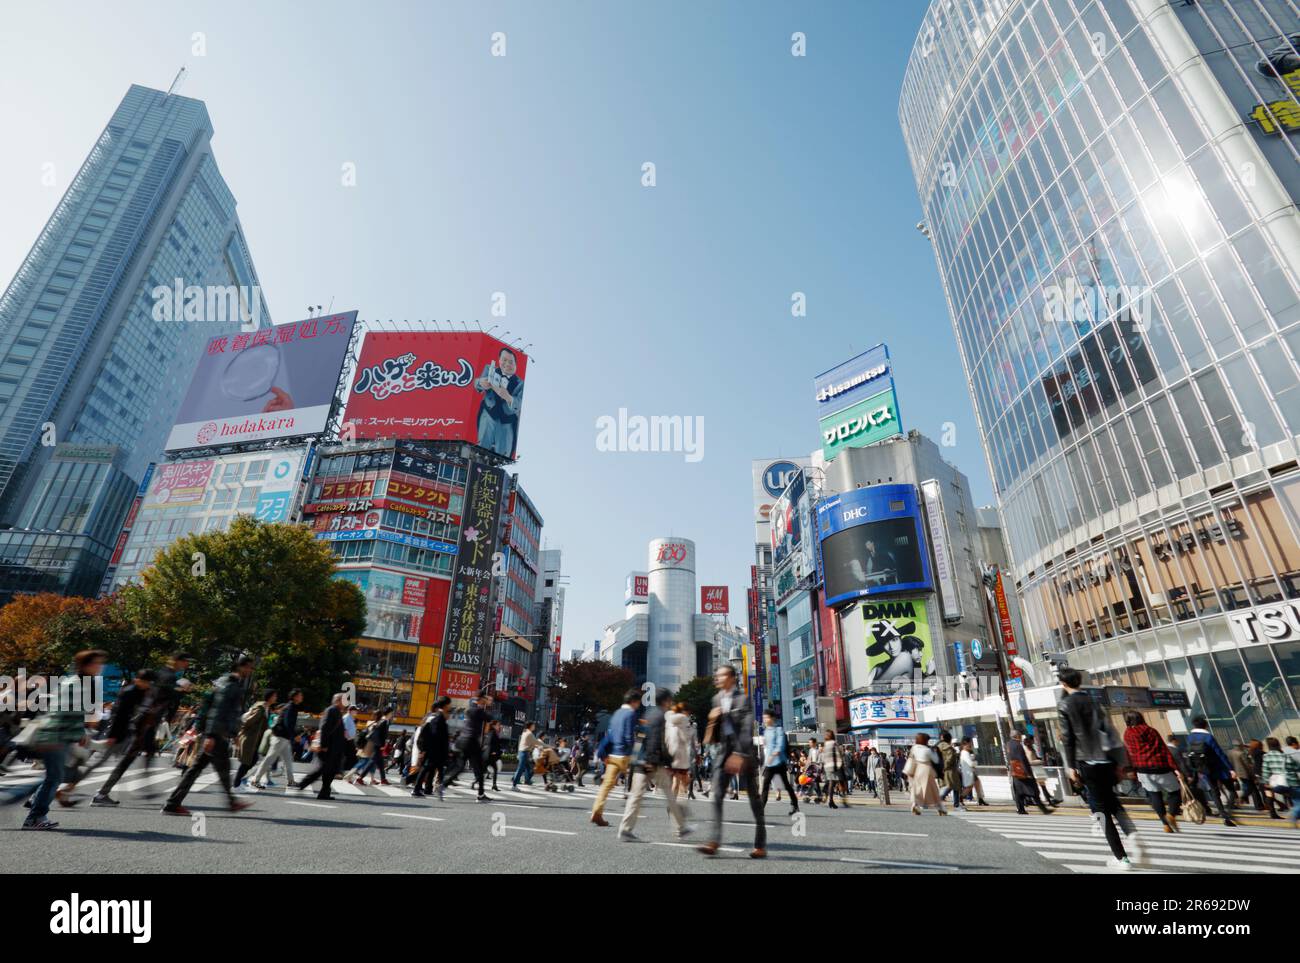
[167,66,187,96]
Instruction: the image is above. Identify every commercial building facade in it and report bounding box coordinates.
[903,0,1300,740]
[0,85,268,602]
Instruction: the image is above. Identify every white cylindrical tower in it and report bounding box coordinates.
[646,537,696,693]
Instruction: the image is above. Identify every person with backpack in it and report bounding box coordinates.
[1185,716,1237,827]
[249,688,303,791]
[935,730,964,812]
[619,690,688,841]
[1121,710,1182,833]
[1058,668,1142,870]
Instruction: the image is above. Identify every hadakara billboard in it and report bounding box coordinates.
[344,332,528,459]
[166,312,356,451]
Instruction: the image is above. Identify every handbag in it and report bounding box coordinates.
[902,754,917,778]
[1179,774,1206,824]
[1008,759,1029,780]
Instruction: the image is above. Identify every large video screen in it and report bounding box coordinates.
[344,332,528,459]
[821,517,927,605]
[166,312,356,451]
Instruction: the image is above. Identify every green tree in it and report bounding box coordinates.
[0,592,159,677]
[126,516,364,705]
[548,658,634,731]
[674,675,716,726]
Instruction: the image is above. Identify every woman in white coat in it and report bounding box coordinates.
[664,701,694,801]
[905,733,946,815]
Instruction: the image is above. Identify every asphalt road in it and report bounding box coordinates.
[6,763,1294,873]
[0,767,1067,874]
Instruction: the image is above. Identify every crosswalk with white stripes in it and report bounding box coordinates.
[0,759,678,806]
[958,809,1300,874]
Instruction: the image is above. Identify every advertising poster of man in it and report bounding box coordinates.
[859,597,933,685]
[474,344,525,457]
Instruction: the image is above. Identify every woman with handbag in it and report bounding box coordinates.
[1121,710,1182,832]
[905,733,945,815]
[1007,730,1051,815]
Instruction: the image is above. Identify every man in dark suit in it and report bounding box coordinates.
[698,664,767,859]
[442,689,493,801]
[411,697,451,799]
[295,693,347,800]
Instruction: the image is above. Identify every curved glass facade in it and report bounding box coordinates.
[902,0,1300,741]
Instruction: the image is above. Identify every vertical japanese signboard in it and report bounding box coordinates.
[992,569,1023,688]
[437,463,506,699]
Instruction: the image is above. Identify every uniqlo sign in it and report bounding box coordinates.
[700,585,729,614]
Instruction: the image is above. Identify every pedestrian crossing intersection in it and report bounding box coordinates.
[957,809,1300,874]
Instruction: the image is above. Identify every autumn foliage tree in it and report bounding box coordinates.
[0,592,157,676]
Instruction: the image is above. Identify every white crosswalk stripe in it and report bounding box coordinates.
[959,811,1300,874]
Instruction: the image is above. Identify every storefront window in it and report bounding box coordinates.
[1188,653,1238,742]
[1242,644,1299,741]
[1211,650,1267,742]
[1270,642,1300,739]
[1166,657,1201,732]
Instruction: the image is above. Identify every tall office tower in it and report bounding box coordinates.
[0,85,268,601]
[901,0,1300,740]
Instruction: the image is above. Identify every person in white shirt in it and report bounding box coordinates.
[958,738,988,806]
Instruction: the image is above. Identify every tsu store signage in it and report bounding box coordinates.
[1227,600,1300,644]
[819,387,901,459]
[814,343,894,418]
[848,694,917,727]
[701,585,729,614]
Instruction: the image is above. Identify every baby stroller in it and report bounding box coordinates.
[535,746,576,792]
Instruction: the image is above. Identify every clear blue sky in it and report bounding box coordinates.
[0,0,992,657]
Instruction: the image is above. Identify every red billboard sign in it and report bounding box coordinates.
[344,332,528,459]
[701,585,730,614]
[993,570,1023,682]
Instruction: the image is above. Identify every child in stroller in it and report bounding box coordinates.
[534,738,576,792]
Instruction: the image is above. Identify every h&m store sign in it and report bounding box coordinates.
[1228,601,1300,645]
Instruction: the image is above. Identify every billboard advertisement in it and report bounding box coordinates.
[819,386,902,459]
[625,572,648,604]
[166,312,356,451]
[814,343,894,419]
[144,461,214,507]
[991,568,1024,688]
[816,484,931,607]
[770,469,805,567]
[345,332,528,459]
[849,694,917,727]
[859,596,933,686]
[437,463,507,698]
[751,457,811,540]
[920,479,963,622]
[700,585,729,614]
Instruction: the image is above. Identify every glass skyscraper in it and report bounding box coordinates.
[0,84,268,601]
[902,0,1300,741]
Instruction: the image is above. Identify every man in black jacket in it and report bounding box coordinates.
[618,690,687,841]
[163,655,255,815]
[249,688,304,790]
[698,665,767,859]
[1059,668,1141,870]
[442,689,493,801]
[295,692,348,800]
[412,697,451,799]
